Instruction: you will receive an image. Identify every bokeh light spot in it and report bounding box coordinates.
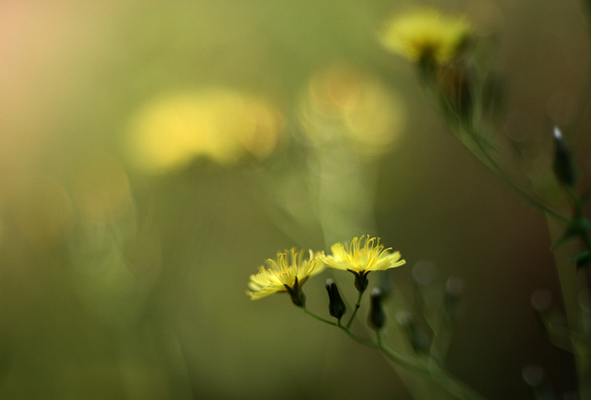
[298,63,406,155]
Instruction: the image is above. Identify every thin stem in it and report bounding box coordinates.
[429,322,453,365]
[426,81,569,222]
[338,320,381,347]
[460,124,570,223]
[302,306,487,399]
[377,332,488,400]
[302,307,337,326]
[302,307,377,347]
[346,290,365,329]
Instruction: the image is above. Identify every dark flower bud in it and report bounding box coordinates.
[444,276,464,322]
[530,290,552,313]
[368,288,386,330]
[522,365,545,388]
[552,127,577,187]
[530,290,571,349]
[325,279,347,320]
[396,311,430,354]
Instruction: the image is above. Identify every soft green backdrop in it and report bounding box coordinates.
[0,0,588,399]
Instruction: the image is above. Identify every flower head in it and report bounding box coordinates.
[247,249,325,306]
[323,236,405,291]
[379,8,472,65]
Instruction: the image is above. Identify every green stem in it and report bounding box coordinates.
[302,307,338,326]
[377,332,488,400]
[301,307,487,400]
[302,307,377,347]
[560,187,591,400]
[460,124,570,223]
[346,290,365,329]
[429,322,453,365]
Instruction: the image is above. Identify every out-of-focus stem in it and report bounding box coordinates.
[377,333,488,400]
[545,212,591,400]
[302,306,488,400]
[459,124,570,223]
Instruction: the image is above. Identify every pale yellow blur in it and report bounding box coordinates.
[298,63,406,155]
[380,8,471,63]
[126,89,284,174]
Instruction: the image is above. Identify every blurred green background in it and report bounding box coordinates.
[0,0,589,399]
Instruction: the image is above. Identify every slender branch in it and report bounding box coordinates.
[301,306,488,399]
[302,307,338,326]
[377,332,488,400]
[429,322,453,365]
[459,124,570,223]
[346,291,365,329]
[302,307,377,347]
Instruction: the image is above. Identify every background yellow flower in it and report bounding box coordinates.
[379,8,472,64]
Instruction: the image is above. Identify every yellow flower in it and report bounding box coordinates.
[247,249,325,306]
[323,236,405,291]
[379,8,471,64]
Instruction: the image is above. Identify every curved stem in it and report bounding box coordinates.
[346,290,365,329]
[302,307,377,347]
[338,320,380,347]
[460,125,570,223]
[301,307,488,399]
[302,307,337,326]
[377,332,488,400]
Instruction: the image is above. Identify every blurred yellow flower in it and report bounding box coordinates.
[247,249,325,306]
[380,8,471,64]
[323,236,405,291]
[126,89,284,174]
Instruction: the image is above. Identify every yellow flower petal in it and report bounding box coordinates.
[380,8,472,64]
[247,249,325,300]
[323,235,405,274]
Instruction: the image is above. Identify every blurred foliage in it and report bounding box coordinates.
[0,0,589,399]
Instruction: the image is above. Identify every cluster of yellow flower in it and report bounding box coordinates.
[246,236,405,306]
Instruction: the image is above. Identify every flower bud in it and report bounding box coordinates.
[368,288,386,330]
[325,279,347,320]
[396,311,430,354]
[521,365,545,387]
[552,126,577,187]
[444,276,464,322]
